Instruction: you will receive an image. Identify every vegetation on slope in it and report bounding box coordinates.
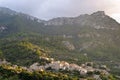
[0,40,49,66]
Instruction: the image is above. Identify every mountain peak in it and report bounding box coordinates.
[45,11,108,25]
[91,11,105,16]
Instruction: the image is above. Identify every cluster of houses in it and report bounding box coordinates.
[0,58,110,77]
[29,60,109,76]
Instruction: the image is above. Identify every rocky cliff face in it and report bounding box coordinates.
[44,11,120,29]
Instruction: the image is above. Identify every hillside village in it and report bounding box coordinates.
[0,57,112,80]
[29,58,110,76]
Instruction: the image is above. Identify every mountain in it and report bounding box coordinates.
[45,11,117,26]
[43,11,120,35]
[0,7,45,37]
[0,7,119,36]
[0,7,120,76]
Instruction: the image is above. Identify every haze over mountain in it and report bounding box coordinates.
[0,7,120,79]
[0,7,120,37]
[0,0,120,23]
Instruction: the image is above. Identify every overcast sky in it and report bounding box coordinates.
[0,0,120,23]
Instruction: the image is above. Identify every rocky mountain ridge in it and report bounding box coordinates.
[0,7,119,29]
[44,11,120,29]
[44,11,106,25]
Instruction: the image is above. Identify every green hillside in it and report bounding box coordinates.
[0,40,49,66]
